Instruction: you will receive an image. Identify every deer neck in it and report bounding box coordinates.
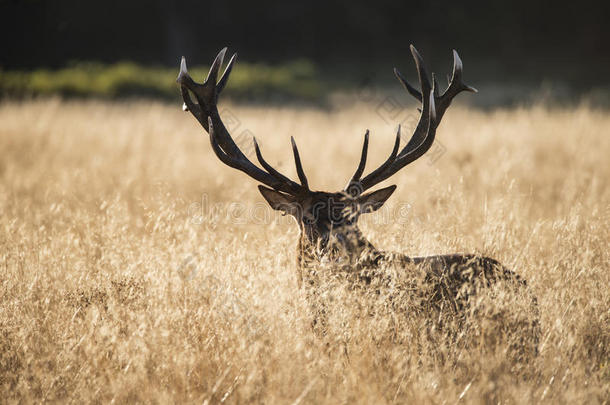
[295,226,381,286]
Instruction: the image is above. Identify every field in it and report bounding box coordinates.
[0,97,608,403]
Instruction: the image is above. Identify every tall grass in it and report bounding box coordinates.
[0,98,608,403]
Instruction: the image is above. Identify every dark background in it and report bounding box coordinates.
[1,0,609,89]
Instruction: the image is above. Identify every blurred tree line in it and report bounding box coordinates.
[1,0,608,90]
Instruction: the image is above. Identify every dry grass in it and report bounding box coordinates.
[0,97,608,403]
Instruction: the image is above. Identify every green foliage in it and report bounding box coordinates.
[0,59,322,101]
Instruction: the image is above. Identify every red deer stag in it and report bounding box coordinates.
[176,47,538,350]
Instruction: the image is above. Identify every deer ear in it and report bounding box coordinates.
[358,185,397,213]
[258,186,300,215]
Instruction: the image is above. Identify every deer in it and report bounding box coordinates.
[176,46,539,351]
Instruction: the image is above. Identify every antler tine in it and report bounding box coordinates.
[394,68,422,102]
[380,125,402,171]
[410,45,432,97]
[207,118,302,194]
[177,56,197,89]
[392,45,432,102]
[217,52,237,94]
[355,125,401,190]
[433,49,477,122]
[252,137,303,191]
[205,47,227,85]
[447,50,479,94]
[345,130,369,191]
[177,57,204,117]
[179,49,308,195]
[177,55,213,128]
[291,137,309,189]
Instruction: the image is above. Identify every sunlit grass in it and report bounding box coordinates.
[0,98,608,403]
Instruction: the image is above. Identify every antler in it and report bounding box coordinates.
[346,45,476,195]
[177,48,309,195]
[394,48,477,123]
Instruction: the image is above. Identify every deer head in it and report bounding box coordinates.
[177,46,476,261]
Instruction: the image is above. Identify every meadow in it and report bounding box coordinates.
[0,96,608,403]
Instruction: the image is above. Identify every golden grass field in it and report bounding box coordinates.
[0,97,608,403]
